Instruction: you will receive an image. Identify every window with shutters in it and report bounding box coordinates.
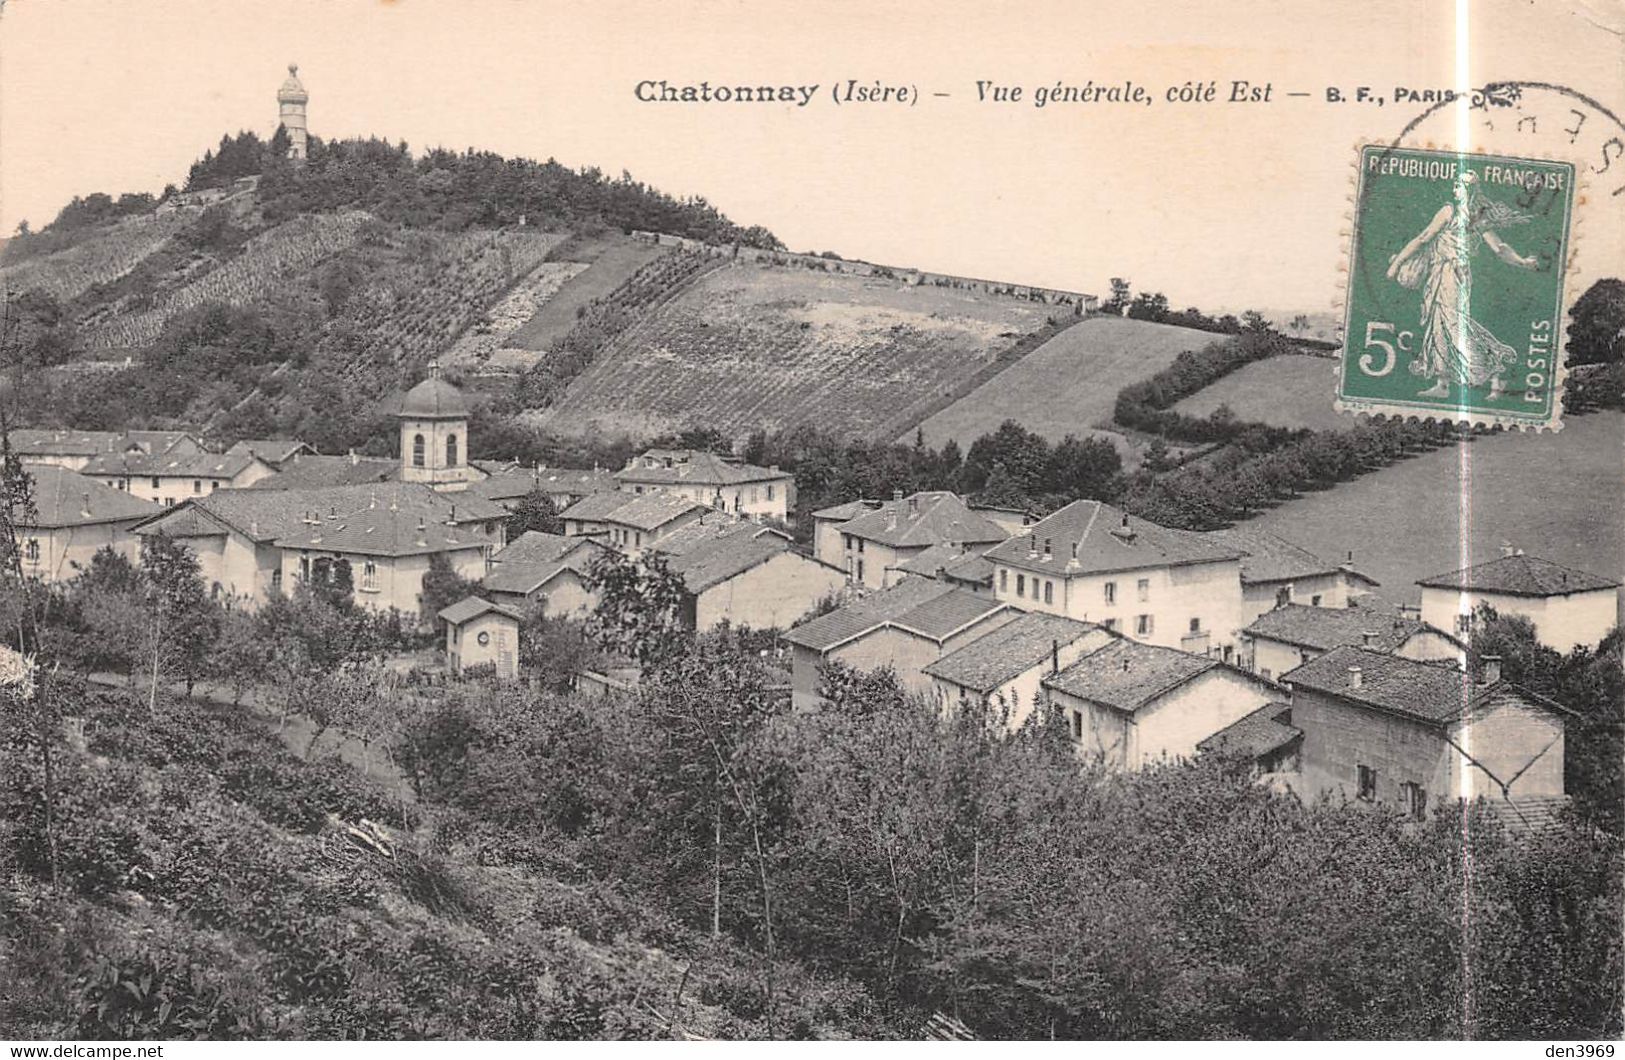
[1103,581,1117,604]
[1043,581,1053,604]
[1016,574,1025,598]
[1135,614,1153,636]
[1357,764,1377,801]
[1401,782,1427,820]
[1137,578,1151,601]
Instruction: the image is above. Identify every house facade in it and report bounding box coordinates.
[13,467,159,583]
[1196,527,1379,627]
[616,449,794,521]
[655,520,846,632]
[481,532,606,616]
[82,447,280,507]
[986,500,1247,660]
[560,491,710,556]
[784,579,1016,709]
[1042,638,1279,769]
[924,612,1113,730]
[440,595,522,678]
[1242,602,1463,681]
[812,491,1007,589]
[11,429,203,472]
[1283,646,1570,815]
[1417,549,1620,653]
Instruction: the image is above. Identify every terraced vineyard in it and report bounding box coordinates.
[537,263,1057,440]
[82,212,377,348]
[911,316,1224,452]
[1171,353,1348,431]
[442,259,588,369]
[507,235,671,351]
[0,213,192,303]
[337,228,566,384]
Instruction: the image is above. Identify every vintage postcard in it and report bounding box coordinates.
[0,0,1621,1047]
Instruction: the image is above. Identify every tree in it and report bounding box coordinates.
[420,552,483,624]
[504,488,563,538]
[1102,277,1132,316]
[138,535,218,705]
[1566,278,1625,366]
[1241,309,1274,334]
[1127,291,1170,322]
[586,549,690,668]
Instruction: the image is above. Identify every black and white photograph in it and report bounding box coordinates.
[1,0,1621,1045]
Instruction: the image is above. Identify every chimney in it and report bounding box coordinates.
[1360,630,1378,648]
[1347,665,1363,690]
[1069,541,1079,568]
[1121,657,1131,672]
[1051,639,1060,675]
[1481,655,1502,685]
[893,489,904,503]
[1500,541,1514,558]
[80,492,92,518]
[250,520,259,537]
[908,495,918,515]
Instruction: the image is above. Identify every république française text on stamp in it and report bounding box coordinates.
[1339,145,1575,429]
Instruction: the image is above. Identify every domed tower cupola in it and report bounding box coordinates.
[277,63,309,161]
[398,362,473,491]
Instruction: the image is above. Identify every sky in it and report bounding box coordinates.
[1,0,1621,313]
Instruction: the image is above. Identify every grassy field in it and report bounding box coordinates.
[1247,411,1625,606]
[910,317,1223,454]
[537,262,1057,441]
[1172,353,1348,432]
[506,234,671,352]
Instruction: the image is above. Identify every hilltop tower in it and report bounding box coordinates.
[399,363,473,492]
[276,63,309,161]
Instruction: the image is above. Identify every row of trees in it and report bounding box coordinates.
[378,616,1621,1039]
[183,130,783,250]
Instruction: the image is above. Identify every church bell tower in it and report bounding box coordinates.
[277,63,309,161]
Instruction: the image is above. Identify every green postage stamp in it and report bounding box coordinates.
[1339,145,1575,429]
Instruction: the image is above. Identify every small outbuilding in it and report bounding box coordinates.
[439,595,523,679]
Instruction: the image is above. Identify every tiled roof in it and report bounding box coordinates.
[492,531,591,568]
[482,560,584,596]
[942,552,995,588]
[1196,526,1378,587]
[617,450,790,487]
[987,500,1243,577]
[142,482,505,557]
[590,491,709,533]
[1481,794,1573,837]
[812,500,874,522]
[224,439,311,467]
[834,491,1007,550]
[1417,553,1619,597]
[560,491,635,521]
[467,466,616,503]
[19,466,160,528]
[249,453,399,490]
[438,595,521,625]
[1196,702,1301,759]
[658,522,796,594]
[923,612,1099,693]
[9,428,198,459]
[892,542,972,577]
[1043,639,1227,713]
[138,488,307,542]
[891,590,1010,641]
[81,446,268,481]
[1245,603,1459,654]
[1281,645,1572,726]
[785,577,954,652]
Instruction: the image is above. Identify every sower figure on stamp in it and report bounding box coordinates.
[1385,170,1539,399]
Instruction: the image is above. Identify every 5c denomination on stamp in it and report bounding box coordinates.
[1339,145,1575,429]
